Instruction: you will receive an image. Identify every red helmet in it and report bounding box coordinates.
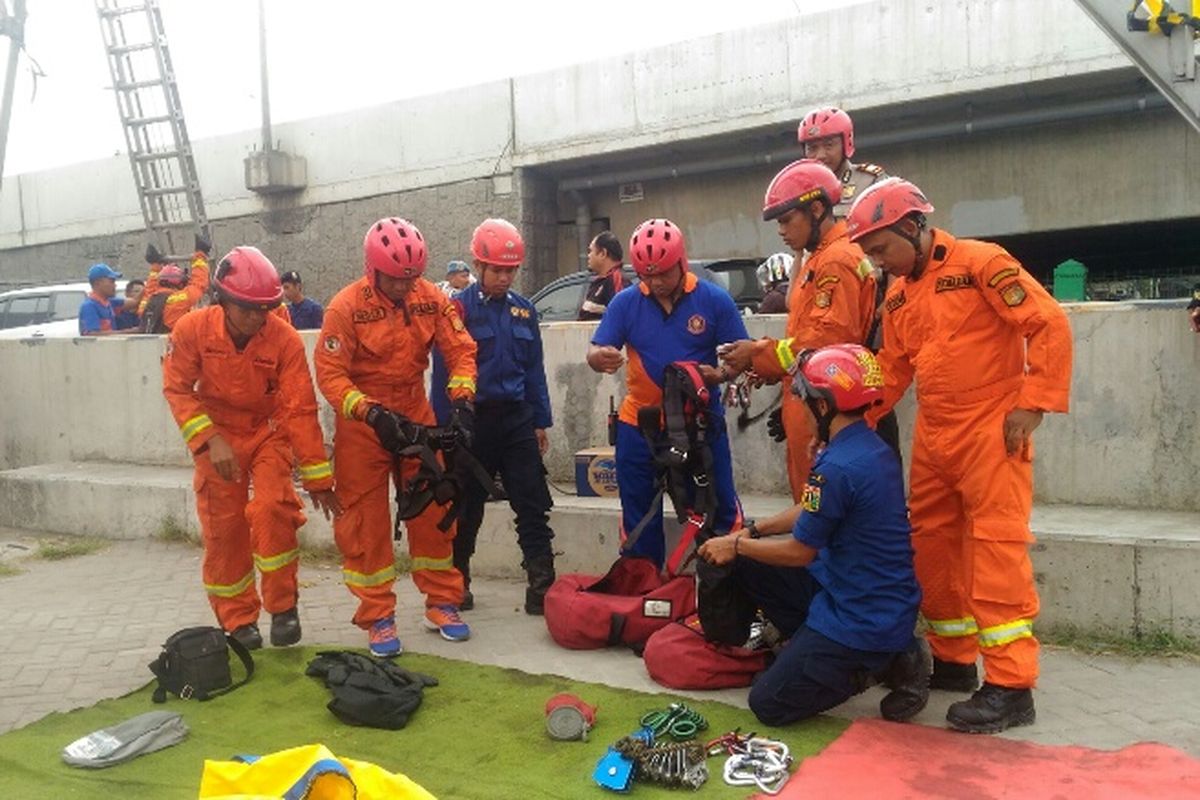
[364,217,427,279]
[793,344,884,411]
[797,106,855,159]
[471,218,525,267]
[846,177,934,242]
[762,159,843,222]
[628,218,688,277]
[158,264,187,290]
[214,247,283,309]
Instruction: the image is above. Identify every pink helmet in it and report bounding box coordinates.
[793,344,883,412]
[364,217,428,280]
[846,177,935,242]
[762,159,843,222]
[471,218,525,267]
[628,218,688,277]
[213,247,283,309]
[797,106,855,158]
[157,264,187,290]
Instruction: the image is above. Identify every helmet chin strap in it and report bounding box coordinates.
[804,203,833,252]
[805,396,837,444]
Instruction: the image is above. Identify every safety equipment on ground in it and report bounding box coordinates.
[147,626,254,703]
[716,734,793,795]
[643,614,770,690]
[798,105,856,158]
[766,406,786,442]
[364,217,428,280]
[198,744,436,799]
[212,246,284,309]
[470,218,525,266]
[628,218,688,277]
[62,711,189,769]
[545,693,598,741]
[762,159,843,237]
[145,242,166,264]
[792,344,884,444]
[593,727,651,792]
[157,264,187,290]
[846,176,934,243]
[639,702,709,740]
[756,253,794,290]
[305,650,438,730]
[611,733,709,790]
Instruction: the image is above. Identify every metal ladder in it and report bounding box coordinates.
[95,0,209,260]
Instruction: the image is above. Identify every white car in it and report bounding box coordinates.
[0,281,128,340]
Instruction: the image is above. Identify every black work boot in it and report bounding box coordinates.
[523,555,556,616]
[946,682,1036,734]
[270,608,302,647]
[457,562,474,611]
[879,638,932,722]
[230,623,263,651]
[930,657,980,692]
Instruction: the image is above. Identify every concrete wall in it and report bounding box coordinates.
[1,302,1197,510]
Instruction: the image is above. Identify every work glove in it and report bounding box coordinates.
[145,243,165,265]
[449,398,475,451]
[365,404,406,454]
[194,232,212,256]
[767,406,786,443]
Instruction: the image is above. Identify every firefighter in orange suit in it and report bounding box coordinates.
[162,246,340,651]
[719,159,877,501]
[315,217,478,658]
[847,177,1073,734]
[139,236,212,334]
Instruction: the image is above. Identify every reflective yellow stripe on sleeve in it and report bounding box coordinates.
[180,414,213,443]
[343,564,396,588]
[341,390,365,419]
[204,570,254,598]
[298,461,332,482]
[446,376,476,393]
[978,619,1034,648]
[856,257,874,280]
[254,548,299,573]
[410,555,455,572]
[927,616,980,638]
[774,338,796,373]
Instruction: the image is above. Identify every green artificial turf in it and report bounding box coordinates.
[0,647,846,799]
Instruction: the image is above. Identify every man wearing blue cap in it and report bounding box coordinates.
[436,260,475,297]
[79,263,131,336]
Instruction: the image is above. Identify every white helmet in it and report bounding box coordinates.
[756,253,794,290]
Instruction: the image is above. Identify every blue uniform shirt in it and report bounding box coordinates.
[792,420,920,653]
[78,294,127,335]
[591,273,748,426]
[287,297,324,330]
[431,288,552,429]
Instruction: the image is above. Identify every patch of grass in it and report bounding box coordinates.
[298,540,342,567]
[154,515,197,545]
[34,536,108,561]
[1041,624,1200,659]
[0,562,21,578]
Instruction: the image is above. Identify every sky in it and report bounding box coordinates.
[0,0,835,176]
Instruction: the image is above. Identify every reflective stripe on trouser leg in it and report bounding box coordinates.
[926,617,979,638]
[246,434,306,615]
[194,453,261,631]
[397,452,464,608]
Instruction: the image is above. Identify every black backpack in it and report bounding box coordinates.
[148,626,254,703]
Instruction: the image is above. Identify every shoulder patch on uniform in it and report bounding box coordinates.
[934,274,975,293]
[999,281,1027,307]
[858,163,885,176]
[841,184,857,202]
[885,291,907,313]
[816,275,840,288]
[987,267,1020,288]
[323,335,341,353]
[510,305,532,319]
[800,482,822,513]
[814,290,832,309]
[806,471,825,485]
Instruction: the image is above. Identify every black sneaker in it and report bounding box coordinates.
[946,683,1036,734]
[930,657,979,692]
[230,623,263,651]
[270,608,302,647]
[879,638,932,722]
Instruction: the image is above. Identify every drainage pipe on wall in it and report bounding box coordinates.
[571,190,591,271]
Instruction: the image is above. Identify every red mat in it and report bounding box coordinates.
[764,718,1200,800]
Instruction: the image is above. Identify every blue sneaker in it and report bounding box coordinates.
[368,617,402,658]
[423,605,471,642]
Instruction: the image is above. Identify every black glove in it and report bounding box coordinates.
[767,406,786,442]
[194,232,212,256]
[145,243,165,265]
[449,398,475,450]
[365,405,405,454]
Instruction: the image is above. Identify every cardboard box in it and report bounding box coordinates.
[575,447,618,497]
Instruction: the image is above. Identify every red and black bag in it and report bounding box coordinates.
[643,614,770,690]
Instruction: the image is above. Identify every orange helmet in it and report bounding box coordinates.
[762,159,842,222]
[628,218,688,278]
[213,247,283,309]
[157,264,187,290]
[797,106,855,158]
[793,344,885,443]
[364,217,428,280]
[471,218,525,267]
[846,177,934,242]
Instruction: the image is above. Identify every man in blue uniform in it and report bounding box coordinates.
[79,263,132,336]
[432,218,556,615]
[699,344,929,725]
[587,218,749,568]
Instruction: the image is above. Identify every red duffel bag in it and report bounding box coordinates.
[544,556,695,651]
[643,614,770,690]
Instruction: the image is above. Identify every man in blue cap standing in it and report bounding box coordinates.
[79,263,131,336]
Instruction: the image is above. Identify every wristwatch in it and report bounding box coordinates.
[746,520,761,539]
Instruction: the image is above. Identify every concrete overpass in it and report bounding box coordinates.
[0,0,1197,301]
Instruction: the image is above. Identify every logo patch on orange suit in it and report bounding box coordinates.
[935,274,975,293]
[885,291,907,313]
[408,302,437,316]
[801,482,822,513]
[814,291,832,309]
[1000,282,1026,307]
[323,336,340,353]
[687,314,706,334]
[352,307,386,324]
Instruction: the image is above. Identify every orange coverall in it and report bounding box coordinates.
[139,252,211,331]
[748,220,876,500]
[162,306,333,631]
[867,229,1073,689]
[314,276,477,628]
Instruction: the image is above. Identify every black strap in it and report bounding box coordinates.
[607,613,627,647]
[199,634,255,701]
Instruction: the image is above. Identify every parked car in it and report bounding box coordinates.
[531,258,764,321]
[0,281,127,340]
